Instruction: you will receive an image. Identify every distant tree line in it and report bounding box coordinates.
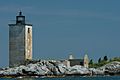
[89,56,120,68]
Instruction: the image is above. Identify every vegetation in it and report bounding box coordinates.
[98,58,101,63]
[89,56,120,68]
[103,56,108,61]
[89,59,93,65]
[110,57,120,62]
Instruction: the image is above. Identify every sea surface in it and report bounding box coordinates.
[0,76,120,80]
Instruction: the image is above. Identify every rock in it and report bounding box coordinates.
[99,61,120,75]
[66,65,90,75]
[0,60,119,76]
[0,60,91,76]
[89,68,104,75]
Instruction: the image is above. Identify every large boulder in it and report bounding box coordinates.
[99,61,120,75]
[65,65,90,75]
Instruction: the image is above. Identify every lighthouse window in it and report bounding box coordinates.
[28,28,30,33]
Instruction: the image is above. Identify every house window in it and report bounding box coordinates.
[28,28,30,33]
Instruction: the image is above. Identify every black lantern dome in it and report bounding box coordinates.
[16,11,25,24]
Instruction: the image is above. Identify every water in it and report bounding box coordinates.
[0,76,120,80]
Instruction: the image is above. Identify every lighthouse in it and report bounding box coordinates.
[9,11,32,67]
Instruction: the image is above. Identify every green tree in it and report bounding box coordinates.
[103,56,108,61]
[98,58,101,63]
[89,59,93,65]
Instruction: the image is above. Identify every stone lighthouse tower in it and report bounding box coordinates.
[9,11,32,67]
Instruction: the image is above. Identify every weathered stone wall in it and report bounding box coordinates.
[69,59,84,67]
[9,24,25,67]
[9,24,32,67]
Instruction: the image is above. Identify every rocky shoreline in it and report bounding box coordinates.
[0,60,120,78]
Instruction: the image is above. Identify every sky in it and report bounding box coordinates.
[0,0,120,67]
